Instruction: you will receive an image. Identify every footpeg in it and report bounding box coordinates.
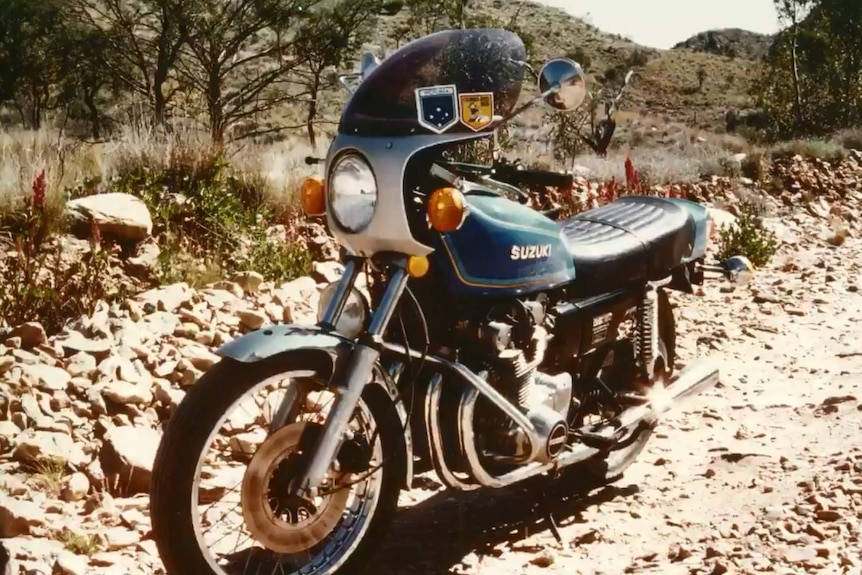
[572,429,617,450]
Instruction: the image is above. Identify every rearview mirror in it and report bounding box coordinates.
[539,58,587,112]
[359,52,381,78]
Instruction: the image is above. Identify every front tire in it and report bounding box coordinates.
[149,357,403,575]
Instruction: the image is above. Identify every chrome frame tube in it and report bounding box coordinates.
[292,259,410,498]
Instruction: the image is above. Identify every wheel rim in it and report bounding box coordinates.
[190,371,384,575]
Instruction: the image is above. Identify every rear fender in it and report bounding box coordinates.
[216,324,413,488]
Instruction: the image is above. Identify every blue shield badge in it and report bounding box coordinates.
[415,85,459,134]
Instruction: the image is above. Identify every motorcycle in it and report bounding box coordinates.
[149,28,755,575]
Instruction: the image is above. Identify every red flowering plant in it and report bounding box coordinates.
[0,170,114,334]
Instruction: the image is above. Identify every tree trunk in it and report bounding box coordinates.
[306,75,321,147]
[789,17,805,133]
[153,68,168,126]
[84,88,102,140]
[207,70,225,146]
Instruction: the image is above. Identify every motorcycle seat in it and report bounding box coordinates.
[560,196,696,294]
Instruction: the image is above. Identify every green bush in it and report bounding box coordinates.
[106,144,311,285]
[715,200,779,268]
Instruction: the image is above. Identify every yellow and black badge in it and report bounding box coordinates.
[458,92,494,132]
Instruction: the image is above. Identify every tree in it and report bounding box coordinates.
[0,0,71,128]
[61,24,117,139]
[294,0,379,146]
[72,0,191,126]
[773,0,814,132]
[176,0,316,144]
[696,65,707,91]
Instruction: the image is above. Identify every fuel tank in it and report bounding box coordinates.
[429,192,575,297]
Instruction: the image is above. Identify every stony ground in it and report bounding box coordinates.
[1,153,862,574]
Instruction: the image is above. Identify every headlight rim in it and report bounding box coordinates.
[326,150,378,234]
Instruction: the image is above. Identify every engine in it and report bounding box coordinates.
[464,297,577,464]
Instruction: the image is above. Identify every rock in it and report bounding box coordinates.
[100,425,161,495]
[135,283,193,313]
[54,551,89,575]
[229,271,264,294]
[61,472,91,502]
[66,193,153,242]
[7,323,47,348]
[237,310,267,330]
[19,364,70,391]
[13,429,87,467]
[0,493,46,537]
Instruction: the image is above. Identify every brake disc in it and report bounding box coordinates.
[241,421,351,554]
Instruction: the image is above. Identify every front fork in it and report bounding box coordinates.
[291,255,410,498]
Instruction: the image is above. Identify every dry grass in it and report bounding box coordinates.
[0,122,325,219]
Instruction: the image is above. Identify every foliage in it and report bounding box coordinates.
[108,145,311,285]
[755,0,862,139]
[0,171,119,334]
[294,0,380,146]
[715,200,780,268]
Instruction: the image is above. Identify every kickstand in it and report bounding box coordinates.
[536,484,564,546]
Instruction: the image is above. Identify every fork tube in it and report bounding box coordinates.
[319,258,361,329]
[293,258,410,497]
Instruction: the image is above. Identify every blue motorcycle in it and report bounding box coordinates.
[149,28,753,575]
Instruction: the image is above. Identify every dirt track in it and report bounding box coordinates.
[374,232,862,575]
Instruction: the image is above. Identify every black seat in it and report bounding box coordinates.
[560,196,696,294]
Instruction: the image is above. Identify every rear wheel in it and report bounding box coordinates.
[567,290,676,487]
[149,357,403,575]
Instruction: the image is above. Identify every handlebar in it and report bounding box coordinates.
[440,160,574,190]
[305,156,326,165]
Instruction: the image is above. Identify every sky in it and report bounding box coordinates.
[537,0,782,49]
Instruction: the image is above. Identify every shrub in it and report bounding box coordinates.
[770,139,846,163]
[715,200,779,268]
[0,171,119,334]
[105,141,311,285]
[740,151,767,181]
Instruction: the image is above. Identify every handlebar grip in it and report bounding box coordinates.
[305,156,325,165]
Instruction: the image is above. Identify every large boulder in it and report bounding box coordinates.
[66,193,153,243]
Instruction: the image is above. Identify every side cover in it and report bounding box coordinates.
[430,193,575,297]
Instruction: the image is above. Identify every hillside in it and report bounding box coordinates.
[673,28,774,60]
[353,0,759,135]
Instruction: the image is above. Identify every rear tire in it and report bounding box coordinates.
[149,357,403,575]
[567,290,676,488]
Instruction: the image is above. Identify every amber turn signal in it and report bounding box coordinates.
[300,177,326,216]
[427,187,466,232]
[407,255,430,278]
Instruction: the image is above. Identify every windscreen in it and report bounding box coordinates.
[339,28,527,137]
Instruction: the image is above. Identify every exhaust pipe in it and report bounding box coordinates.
[457,358,721,490]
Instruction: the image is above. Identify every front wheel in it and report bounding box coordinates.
[149,357,403,575]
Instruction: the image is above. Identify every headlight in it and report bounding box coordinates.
[316,282,369,340]
[328,153,377,233]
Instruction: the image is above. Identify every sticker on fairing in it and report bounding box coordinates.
[415,85,459,134]
[459,92,494,131]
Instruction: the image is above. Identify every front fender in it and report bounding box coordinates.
[216,323,414,488]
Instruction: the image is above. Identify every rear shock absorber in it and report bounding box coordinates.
[637,278,671,379]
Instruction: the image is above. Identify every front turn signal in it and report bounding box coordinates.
[427,187,466,232]
[300,177,326,216]
[407,255,430,278]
